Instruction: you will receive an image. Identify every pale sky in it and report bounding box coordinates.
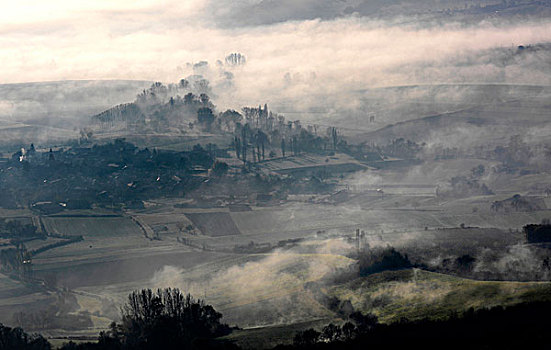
[1,0,550,106]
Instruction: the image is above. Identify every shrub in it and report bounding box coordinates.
[359,247,412,276]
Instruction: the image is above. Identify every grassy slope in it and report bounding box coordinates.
[222,267,551,348]
[326,268,551,323]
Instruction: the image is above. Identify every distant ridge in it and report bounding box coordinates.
[0,79,153,124]
[0,79,153,87]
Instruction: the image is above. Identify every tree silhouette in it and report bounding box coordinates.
[197,108,215,132]
[98,288,231,350]
[0,323,50,350]
[359,247,412,276]
[293,328,320,347]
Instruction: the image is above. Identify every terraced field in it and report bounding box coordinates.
[185,212,241,236]
[41,216,140,237]
[231,205,360,236]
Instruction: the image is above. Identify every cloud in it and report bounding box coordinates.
[0,1,549,117]
[475,244,551,281]
[203,0,551,28]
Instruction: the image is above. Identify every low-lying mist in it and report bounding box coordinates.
[149,238,356,326]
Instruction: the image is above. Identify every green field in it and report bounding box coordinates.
[326,269,551,323]
[216,267,551,349]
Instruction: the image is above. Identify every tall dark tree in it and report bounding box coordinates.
[241,125,248,164]
[331,127,338,151]
[255,130,267,160]
[234,136,241,159]
[197,108,215,132]
[261,137,265,160]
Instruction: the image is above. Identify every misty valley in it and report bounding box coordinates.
[1,1,551,349]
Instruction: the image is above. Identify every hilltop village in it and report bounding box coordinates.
[1,81,427,214]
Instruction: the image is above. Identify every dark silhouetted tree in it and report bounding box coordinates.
[234,136,241,159]
[99,288,231,350]
[0,323,50,350]
[293,329,320,347]
[321,323,342,342]
[359,247,412,276]
[197,108,215,132]
[212,162,229,176]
